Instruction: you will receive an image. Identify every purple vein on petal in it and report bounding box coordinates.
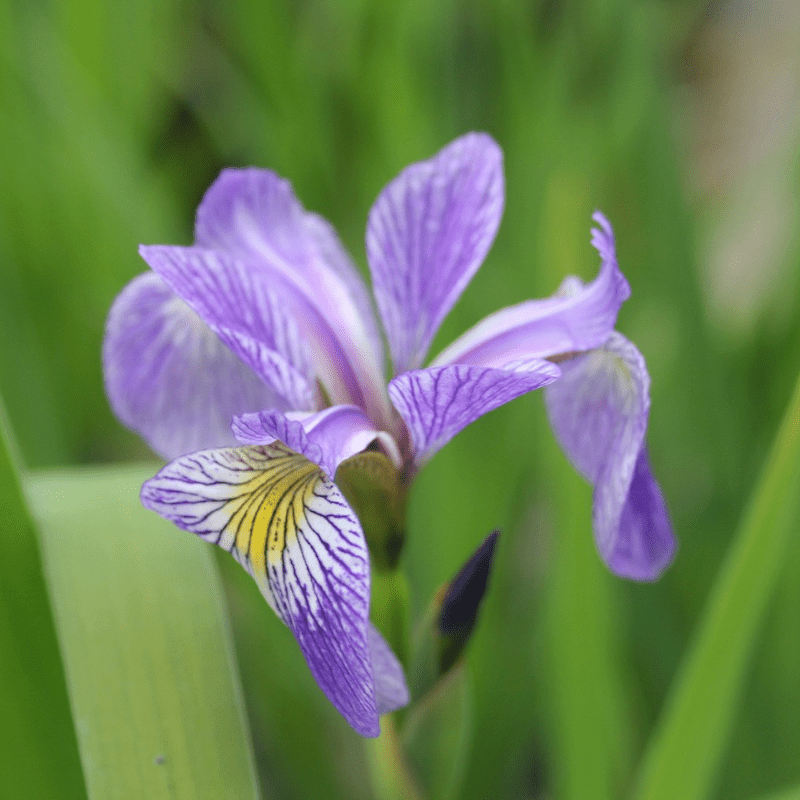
[367,133,505,374]
[431,211,630,369]
[544,332,675,580]
[140,442,388,735]
[389,360,560,464]
[102,271,281,459]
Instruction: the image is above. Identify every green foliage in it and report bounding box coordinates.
[1,0,799,798]
[634,370,800,800]
[26,464,262,800]
[0,407,85,800]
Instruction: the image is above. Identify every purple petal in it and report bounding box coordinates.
[368,624,409,715]
[432,212,631,368]
[139,245,317,411]
[543,332,675,580]
[232,405,401,478]
[611,448,675,580]
[366,133,505,374]
[140,443,382,736]
[389,360,560,465]
[193,168,390,427]
[103,272,280,459]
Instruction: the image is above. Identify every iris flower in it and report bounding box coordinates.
[103,133,675,737]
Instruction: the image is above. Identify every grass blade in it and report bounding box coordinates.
[634,368,800,800]
[26,464,262,800]
[0,406,86,799]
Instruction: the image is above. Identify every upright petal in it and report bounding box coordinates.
[432,212,630,368]
[543,333,675,580]
[193,168,390,427]
[232,405,401,478]
[103,272,280,459]
[389,360,559,465]
[139,245,316,411]
[366,133,505,374]
[140,443,385,736]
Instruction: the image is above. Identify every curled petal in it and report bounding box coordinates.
[139,245,316,411]
[432,211,631,368]
[544,333,675,580]
[368,624,410,715]
[102,272,280,458]
[389,360,560,465]
[141,443,390,736]
[193,168,390,426]
[367,133,505,374]
[232,405,401,478]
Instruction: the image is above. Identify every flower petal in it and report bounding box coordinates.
[232,405,401,477]
[140,443,383,736]
[543,332,675,580]
[193,168,390,427]
[368,624,409,715]
[366,133,505,374]
[431,212,631,368]
[139,245,317,411]
[389,360,560,465]
[102,272,280,459]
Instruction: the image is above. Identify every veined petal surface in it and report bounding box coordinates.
[389,360,560,465]
[102,272,280,459]
[139,245,317,411]
[367,133,505,374]
[232,406,401,477]
[543,332,675,580]
[432,212,630,368]
[140,443,384,736]
[193,168,389,426]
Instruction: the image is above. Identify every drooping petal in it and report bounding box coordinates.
[612,448,675,580]
[102,272,280,459]
[431,212,631,368]
[368,624,410,715]
[232,405,401,478]
[192,168,390,427]
[139,245,317,411]
[366,133,505,374]
[389,360,560,465]
[543,332,675,580]
[140,443,386,736]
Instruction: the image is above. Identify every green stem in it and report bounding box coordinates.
[366,715,424,800]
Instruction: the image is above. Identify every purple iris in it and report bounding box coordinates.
[103,132,675,737]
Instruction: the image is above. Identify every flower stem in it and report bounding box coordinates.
[366,715,424,800]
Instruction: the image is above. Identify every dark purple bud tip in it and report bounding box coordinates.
[437,530,499,672]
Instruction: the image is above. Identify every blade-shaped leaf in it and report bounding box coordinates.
[26,463,262,800]
[634,369,800,800]
[0,407,85,800]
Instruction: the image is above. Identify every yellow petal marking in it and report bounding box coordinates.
[219,446,321,584]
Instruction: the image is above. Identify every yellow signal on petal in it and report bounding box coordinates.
[210,445,321,584]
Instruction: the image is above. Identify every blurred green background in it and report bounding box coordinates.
[2,0,800,798]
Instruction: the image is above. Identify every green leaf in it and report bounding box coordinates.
[634,369,800,800]
[26,464,262,800]
[401,664,472,800]
[751,786,800,800]
[0,406,86,799]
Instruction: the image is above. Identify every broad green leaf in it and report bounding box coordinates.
[26,464,262,800]
[634,369,800,800]
[0,407,85,799]
[752,787,800,800]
